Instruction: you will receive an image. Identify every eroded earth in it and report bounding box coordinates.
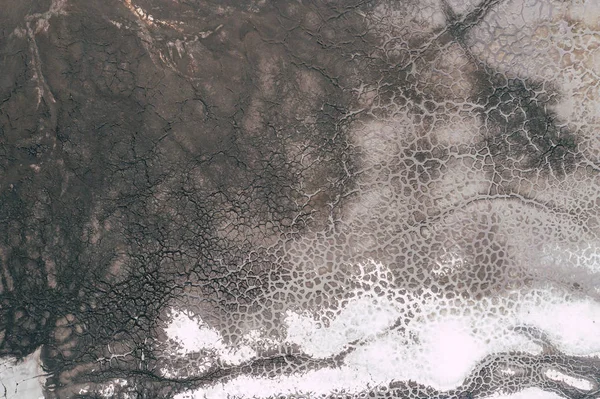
[1,0,600,398]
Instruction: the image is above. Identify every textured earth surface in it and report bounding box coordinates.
[1,0,600,398]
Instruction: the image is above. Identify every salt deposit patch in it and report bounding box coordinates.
[484,387,563,399]
[0,347,47,399]
[176,281,600,398]
[518,294,600,355]
[283,295,403,358]
[544,368,595,391]
[164,309,256,364]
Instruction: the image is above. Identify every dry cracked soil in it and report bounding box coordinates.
[1,0,600,398]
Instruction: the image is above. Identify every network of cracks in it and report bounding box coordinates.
[1,0,600,398]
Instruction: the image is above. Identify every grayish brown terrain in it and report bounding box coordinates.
[1,0,600,398]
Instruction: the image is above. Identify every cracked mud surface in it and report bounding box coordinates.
[1,0,600,398]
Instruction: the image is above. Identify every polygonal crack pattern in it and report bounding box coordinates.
[1,0,600,398]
